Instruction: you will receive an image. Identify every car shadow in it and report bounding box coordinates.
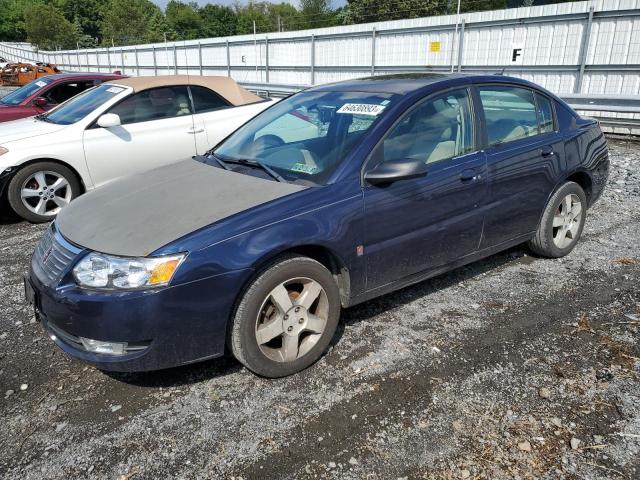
[0,205,23,225]
[103,355,244,388]
[108,245,533,387]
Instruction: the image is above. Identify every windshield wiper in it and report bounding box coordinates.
[220,157,287,183]
[34,114,53,123]
[194,154,234,171]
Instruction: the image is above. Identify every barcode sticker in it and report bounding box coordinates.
[336,103,386,116]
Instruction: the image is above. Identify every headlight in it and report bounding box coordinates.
[73,252,186,290]
[0,147,8,156]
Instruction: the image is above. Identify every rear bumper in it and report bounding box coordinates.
[29,266,251,372]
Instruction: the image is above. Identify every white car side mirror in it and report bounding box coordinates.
[97,113,121,128]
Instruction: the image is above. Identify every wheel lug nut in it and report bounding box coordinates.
[298,318,304,324]
[287,326,293,332]
[295,307,300,313]
[284,315,288,320]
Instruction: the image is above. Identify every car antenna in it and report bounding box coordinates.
[496,67,506,76]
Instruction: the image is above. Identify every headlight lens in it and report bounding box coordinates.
[0,147,8,156]
[73,252,186,289]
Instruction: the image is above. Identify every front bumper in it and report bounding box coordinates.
[29,266,251,372]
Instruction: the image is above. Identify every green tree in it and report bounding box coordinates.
[299,0,336,28]
[50,0,108,41]
[0,0,41,42]
[101,0,160,46]
[24,3,77,49]
[166,1,204,40]
[266,3,301,32]
[199,4,238,37]
[346,0,445,24]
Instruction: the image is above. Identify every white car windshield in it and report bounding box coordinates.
[39,84,126,125]
[213,91,396,185]
[0,77,53,106]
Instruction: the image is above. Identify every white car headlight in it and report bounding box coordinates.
[73,252,186,290]
[0,147,8,156]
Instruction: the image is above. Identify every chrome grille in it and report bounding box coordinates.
[31,224,82,287]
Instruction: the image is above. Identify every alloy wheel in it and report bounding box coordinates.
[255,277,329,363]
[552,193,582,249]
[20,171,72,217]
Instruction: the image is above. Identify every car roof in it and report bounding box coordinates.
[106,75,262,106]
[44,72,123,81]
[307,73,535,95]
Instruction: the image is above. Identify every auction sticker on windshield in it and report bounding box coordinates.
[35,81,47,87]
[337,103,386,116]
[106,86,125,94]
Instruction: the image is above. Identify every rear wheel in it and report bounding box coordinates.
[230,255,341,378]
[7,162,80,223]
[527,181,587,258]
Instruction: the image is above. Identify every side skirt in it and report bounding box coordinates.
[347,232,534,307]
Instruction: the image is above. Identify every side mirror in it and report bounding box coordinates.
[97,113,121,128]
[364,158,429,185]
[33,97,48,108]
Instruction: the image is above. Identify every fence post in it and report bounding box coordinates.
[120,48,125,74]
[198,42,203,76]
[76,46,80,71]
[173,44,178,75]
[226,39,231,77]
[134,46,139,76]
[107,47,112,71]
[575,5,594,94]
[152,46,157,75]
[310,34,315,85]
[265,37,269,83]
[371,27,376,76]
[457,19,465,72]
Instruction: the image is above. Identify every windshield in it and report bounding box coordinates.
[42,83,127,125]
[213,90,396,185]
[0,77,53,106]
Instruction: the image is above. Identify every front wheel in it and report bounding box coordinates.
[527,181,587,258]
[7,162,80,223]
[230,255,341,378]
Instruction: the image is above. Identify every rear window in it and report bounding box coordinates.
[536,93,555,133]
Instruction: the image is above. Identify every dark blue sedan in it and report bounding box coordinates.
[26,73,609,377]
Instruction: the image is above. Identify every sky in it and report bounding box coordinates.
[151,0,346,9]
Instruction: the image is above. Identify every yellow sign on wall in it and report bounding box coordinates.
[429,41,441,53]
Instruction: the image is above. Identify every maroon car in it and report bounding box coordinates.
[0,73,125,123]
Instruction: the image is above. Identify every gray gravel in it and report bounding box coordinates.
[0,86,17,98]
[1,140,640,479]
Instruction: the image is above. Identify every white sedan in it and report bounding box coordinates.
[0,75,276,222]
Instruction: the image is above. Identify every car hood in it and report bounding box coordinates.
[0,116,66,144]
[56,159,308,257]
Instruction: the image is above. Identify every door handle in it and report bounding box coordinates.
[187,128,204,134]
[541,146,555,157]
[460,169,481,182]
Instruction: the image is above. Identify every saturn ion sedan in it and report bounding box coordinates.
[0,75,274,222]
[26,73,609,378]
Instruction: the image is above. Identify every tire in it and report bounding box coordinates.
[7,162,81,223]
[527,181,587,258]
[230,255,341,378]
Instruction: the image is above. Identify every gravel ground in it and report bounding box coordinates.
[0,86,17,98]
[1,140,640,479]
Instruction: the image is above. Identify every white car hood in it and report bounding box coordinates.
[0,117,67,145]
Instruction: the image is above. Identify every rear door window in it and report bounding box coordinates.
[189,85,230,113]
[479,86,539,146]
[108,86,192,125]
